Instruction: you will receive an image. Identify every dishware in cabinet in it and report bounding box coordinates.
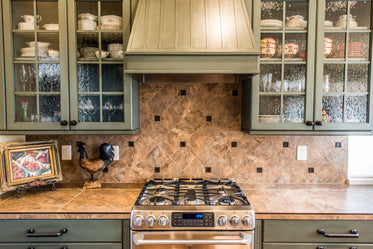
[246,0,317,131]
[314,0,373,131]
[2,0,69,130]
[67,0,137,131]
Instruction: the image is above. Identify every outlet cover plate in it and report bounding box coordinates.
[61,145,72,160]
[297,146,307,160]
[113,146,120,161]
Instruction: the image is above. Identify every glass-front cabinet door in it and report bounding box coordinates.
[251,0,316,130]
[315,0,373,131]
[68,0,132,130]
[2,0,69,130]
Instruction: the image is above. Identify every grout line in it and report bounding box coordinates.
[56,189,85,212]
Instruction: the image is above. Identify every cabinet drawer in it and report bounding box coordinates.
[263,220,373,243]
[0,220,122,243]
[0,243,122,249]
[263,243,373,249]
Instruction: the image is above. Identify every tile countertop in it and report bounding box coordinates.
[0,184,373,220]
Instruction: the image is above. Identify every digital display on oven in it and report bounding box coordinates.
[183,213,203,219]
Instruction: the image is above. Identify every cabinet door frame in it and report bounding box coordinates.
[0,0,6,130]
[250,0,317,131]
[67,0,138,131]
[2,0,70,131]
[314,0,373,131]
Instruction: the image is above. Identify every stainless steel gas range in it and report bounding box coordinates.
[130,178,255,249]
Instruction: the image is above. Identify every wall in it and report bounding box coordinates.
[28,82,348,184]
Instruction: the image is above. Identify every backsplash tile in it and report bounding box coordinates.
[28,82,347,184]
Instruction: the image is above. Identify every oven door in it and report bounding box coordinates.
[131,231,253,249]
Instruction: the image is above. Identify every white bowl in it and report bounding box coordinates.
[26,41,51,48]
[78,13,97,21]
[20,47,48,57]
[21,15,42,23]
[18,22,35,30]
[78,20,97,30]
[101,15,122,25]
[101,24,122,30]
[48,49,59,58]
[108,43,124,59]
[43,23,59,30]
[95,50,109,58]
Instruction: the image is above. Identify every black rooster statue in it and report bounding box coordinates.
[76,141,114,189]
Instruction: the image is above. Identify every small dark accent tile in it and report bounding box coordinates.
[205,167,212,173]
[154,167,160,173]
[180,90,186,95]
[257,167,263,173]
[283,142,289,148]
[128,141,134,147]
[231,142,237,147]
[308,167,315,173]
[154,115,161,121]
[232,90,238,96]
[335,142,342,148]
[206,116,212,122]
[180,141,186,147]
[103,167,109,173]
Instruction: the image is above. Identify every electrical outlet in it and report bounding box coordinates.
[297,146,307,160]
[61,145,72,160]
[113,146,120,161]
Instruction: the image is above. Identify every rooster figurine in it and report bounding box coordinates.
[76,141,114,189]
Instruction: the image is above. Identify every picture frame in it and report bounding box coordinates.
[0,141,62,193]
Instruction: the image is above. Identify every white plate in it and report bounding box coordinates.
[261,19,283,27]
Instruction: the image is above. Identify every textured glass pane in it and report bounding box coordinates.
[261,1,283,20]
[349,33,370,60]
[259,95,281,115]
[350,1,372,29]
[347,64,369,92]
[102,33,123,60]
[284,64,306,92]
[346,95,368,123]
[324,64,345,92]
[15,64,36,92]
[286,1,308,26]
[12,0,34,30]
[325,1,347,27]
[39,95,61,122]
[285,33,307,59]
[78,64,99,92]
[102,64,123,92]
[15,95,36,122]
[283,95,305,123]
[39,64,60,92]
[78,34,98,60]
[36,0,59,25]
[322,95,344,123]
[13,33,35,59]
[260,64,281,92]
[78,95,100,122]
[103,95,124,122]
[76,1,98,19]
[37,33,60,61]
[260,33,281,59]
[326,32,346,59]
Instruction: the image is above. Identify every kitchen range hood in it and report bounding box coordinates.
[125,0,259,76]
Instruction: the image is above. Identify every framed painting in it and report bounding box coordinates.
[1,141,62,192]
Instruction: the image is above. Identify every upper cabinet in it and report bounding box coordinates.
[246,0,373,133]
[1,0,139,133]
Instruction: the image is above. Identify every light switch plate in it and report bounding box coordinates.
[113,146,119,161]
[61,145,72,160]
[297,146,307,160]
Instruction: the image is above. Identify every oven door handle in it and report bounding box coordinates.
[133,232,252,245]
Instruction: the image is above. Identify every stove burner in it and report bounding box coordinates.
[218,196,236,206]
[140,196,175,206]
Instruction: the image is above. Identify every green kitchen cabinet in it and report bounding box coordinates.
[0,219,123,248]
[255,219,263,249]
[245,0,373,133]
[1,0,139,134]
[262,220,373,249]
[0,0,5,131]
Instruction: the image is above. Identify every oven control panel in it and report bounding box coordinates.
[171,212,214,227]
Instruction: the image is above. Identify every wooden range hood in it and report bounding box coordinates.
[125,0,259,78]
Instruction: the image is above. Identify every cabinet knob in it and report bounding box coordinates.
[306,121,314,126]
[70,120,77,126]
[60,120,68,126]
[316,247,324,249]
[315,121,323,126]
[350,247,357,249]
[28,247,35,249]
[60,247,68,249]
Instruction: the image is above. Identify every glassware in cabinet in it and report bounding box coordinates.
[2,0,69,130]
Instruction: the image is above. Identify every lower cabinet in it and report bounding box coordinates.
[262,220,373,249]
[0,219,125,249]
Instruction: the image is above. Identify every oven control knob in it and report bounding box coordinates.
[230,215,240,226]
[217,215,228,226]
[145,215,156,226]
[158,215,169,226]
[133,215,144,227]
[242,216,253,227]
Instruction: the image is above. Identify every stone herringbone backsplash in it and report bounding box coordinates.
[28,82,347,184]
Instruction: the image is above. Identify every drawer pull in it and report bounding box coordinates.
[317,229,359,238]
[61,247,68,249]
[28,247,35,249]
[350,247,357,249]
[26,228,68,237]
